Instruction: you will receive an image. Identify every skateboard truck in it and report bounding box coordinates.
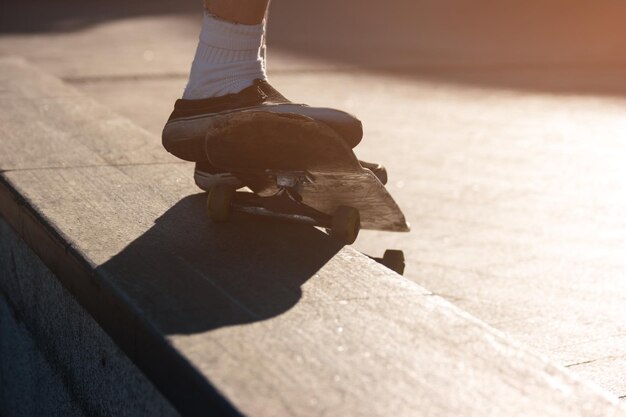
[206,170,361,245]
[269,170,314,195]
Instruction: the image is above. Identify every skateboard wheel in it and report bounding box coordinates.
[382,249,405,275]
[207,184,234,222]
[330,206,360,245]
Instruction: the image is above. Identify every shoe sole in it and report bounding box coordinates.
[205,111,358,174]
[162,104,362,161]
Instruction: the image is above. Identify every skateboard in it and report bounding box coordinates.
[203,110,410,246]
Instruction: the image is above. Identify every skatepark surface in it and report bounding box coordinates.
[3,0,626,408]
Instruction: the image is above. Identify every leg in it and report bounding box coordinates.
[204,0,270,25]
[162,0,363,159]
[161,0,384,189]
[182,1,269,99]
[203,0,269,75]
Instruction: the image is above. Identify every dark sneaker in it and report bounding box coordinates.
[193,159,388,192]
[163,79,363,162]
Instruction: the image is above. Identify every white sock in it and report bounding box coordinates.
[182,12,266,99]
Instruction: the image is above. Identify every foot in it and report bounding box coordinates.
[193,159,388,192]
[162,79,364,162]
[163,78,388,189]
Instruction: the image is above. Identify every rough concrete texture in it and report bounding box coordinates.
[0,220,179,417]
[0,292,86,417]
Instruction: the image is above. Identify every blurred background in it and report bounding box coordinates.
[4,0,626,94]
[3,0,626,400]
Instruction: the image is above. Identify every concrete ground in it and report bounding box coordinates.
[3,0,626,399]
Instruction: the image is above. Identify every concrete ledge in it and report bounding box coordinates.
[1,57,625,416]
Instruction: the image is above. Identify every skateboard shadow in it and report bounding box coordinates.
[97,193,342,335]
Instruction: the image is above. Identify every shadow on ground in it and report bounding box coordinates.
[4,0,626,96]
[98,193,342,334]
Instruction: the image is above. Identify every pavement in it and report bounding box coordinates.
[3,0,626,400]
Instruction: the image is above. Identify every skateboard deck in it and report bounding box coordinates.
[205,110,410,233]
